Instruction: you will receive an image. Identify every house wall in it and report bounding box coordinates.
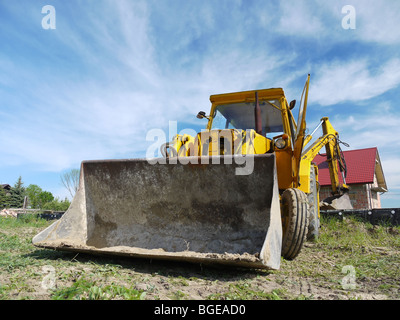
[320,179,381,210]
[370,174,382,209]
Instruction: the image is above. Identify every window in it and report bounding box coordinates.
[211,100,284,138]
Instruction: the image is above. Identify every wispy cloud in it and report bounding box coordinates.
[275,0,400,46]
[0,0,399,206]
[330,111,400,149]
[0,0,299,172]
[354,0,400,45]
[310,59,400,106]
[380,157,400,193]
[323,105,400,195]
[277,0,327,37]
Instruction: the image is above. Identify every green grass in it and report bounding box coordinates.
[0,215,148,300]
[0,214,49,229]
[317,216,400,278]
[1,214,399,300]
[51,276,146,300]
[265,215,400,299]
[207,282,285,300]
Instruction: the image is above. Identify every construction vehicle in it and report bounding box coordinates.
[33,74,351,270]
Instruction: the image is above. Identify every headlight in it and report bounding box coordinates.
[275,137,287,149]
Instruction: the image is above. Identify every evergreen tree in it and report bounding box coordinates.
[0,187,10,209]
[9,176,26,208]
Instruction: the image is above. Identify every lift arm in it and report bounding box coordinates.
[292,74,310,188]
[301,117,349,196]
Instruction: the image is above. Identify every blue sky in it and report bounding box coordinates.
[0,0,399,208]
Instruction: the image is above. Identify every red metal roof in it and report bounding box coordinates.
[313,147,377,186]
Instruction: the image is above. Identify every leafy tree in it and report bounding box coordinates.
[25,185,55,209]
[8,180,68,211]
[42,197,71,211]
[38,191,54,208]
[25,184,43,209]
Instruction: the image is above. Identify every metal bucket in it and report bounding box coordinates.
[33,154,282,269]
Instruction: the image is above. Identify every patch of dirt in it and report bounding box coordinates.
[2,247,398,300]
[2,222,399,301]
[47,247,397,300]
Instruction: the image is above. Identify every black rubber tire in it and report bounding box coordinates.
[307,166,320,241]
[281,188,309,260]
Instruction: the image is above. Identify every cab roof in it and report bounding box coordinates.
[210,88,286,105]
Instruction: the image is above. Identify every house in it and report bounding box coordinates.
[1,184,11,195]
[313,147,388,210]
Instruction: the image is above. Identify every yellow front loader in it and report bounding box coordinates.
[33,75,350,269]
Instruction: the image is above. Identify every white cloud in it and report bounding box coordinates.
[328,107,400,150]
[379,155,400,207]
[1,0,400,211]
[198,50,293,95]
[381,157,400,189]
[310,59,400,106]
[273,0,400,46]
[277,0,326,36]
[1,0,304,173]
[354,0,400,45]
